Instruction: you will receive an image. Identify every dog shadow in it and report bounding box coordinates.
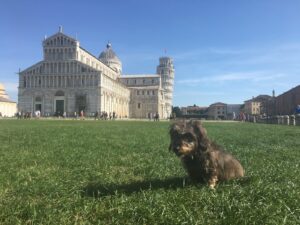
[82,176,195,198]
[82,176,252,198]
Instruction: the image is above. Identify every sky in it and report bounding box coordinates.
[1,0,300,107]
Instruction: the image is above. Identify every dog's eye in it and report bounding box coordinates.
[184,135,194,143]
[187,138,194,143]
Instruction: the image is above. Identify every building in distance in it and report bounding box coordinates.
[180,105,208,116]
[207,102,227,120]
[244,95,273,116]
[262,85,300,116]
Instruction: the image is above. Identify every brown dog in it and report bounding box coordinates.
[169,120,244,189]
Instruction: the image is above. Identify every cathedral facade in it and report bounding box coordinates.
[18,27,174,118]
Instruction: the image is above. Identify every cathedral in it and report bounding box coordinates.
[18,27,174,118]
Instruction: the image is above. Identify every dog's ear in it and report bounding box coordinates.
[169,123,181,151]
[169,123,181,137]
[190,120,206,137]
[190,120,209,151]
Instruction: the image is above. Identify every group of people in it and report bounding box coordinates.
[7,110,167,121]
[94,111,119,120]
[148,112,160,121]
[16,111,33,119]
[72,110,85,120]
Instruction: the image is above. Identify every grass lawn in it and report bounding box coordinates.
[0,119,299,224]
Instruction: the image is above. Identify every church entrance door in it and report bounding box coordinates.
[54,91,65,117]
[35,104,42,111]
[55,100,64,116]
[34,96,43,114]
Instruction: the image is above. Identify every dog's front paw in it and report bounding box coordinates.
[209,184,216,189]
[208,176,218,189]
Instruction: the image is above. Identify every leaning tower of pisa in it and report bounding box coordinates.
[156,57,175,118]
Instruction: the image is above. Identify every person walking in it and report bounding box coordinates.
[80,110,84,120]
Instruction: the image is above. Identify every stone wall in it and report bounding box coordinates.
[256,114,300,126]
[128,87,162,119]
[0,101,17,117]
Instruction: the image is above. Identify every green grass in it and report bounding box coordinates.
[0,120,299,224]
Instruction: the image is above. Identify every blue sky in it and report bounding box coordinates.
[1,0,300,106]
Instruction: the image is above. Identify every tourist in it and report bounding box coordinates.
[94,111,98,120]
[17,111,21,119]
[35,110,41,119]
[80,110,84,120]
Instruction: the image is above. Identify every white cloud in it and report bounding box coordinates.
[173,47,245,61]
[173,42,300,66]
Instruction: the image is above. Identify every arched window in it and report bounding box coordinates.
[55,90,64,96]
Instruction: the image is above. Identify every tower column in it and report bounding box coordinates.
[156,57,175,119]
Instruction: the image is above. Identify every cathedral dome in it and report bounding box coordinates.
[98,42,122,75]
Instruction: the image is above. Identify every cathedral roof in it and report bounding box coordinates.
[0,96,15,103]
[98,43,121,64]
[122,74,160,78]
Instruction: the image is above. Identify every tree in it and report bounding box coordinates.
[172,106,182,117]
